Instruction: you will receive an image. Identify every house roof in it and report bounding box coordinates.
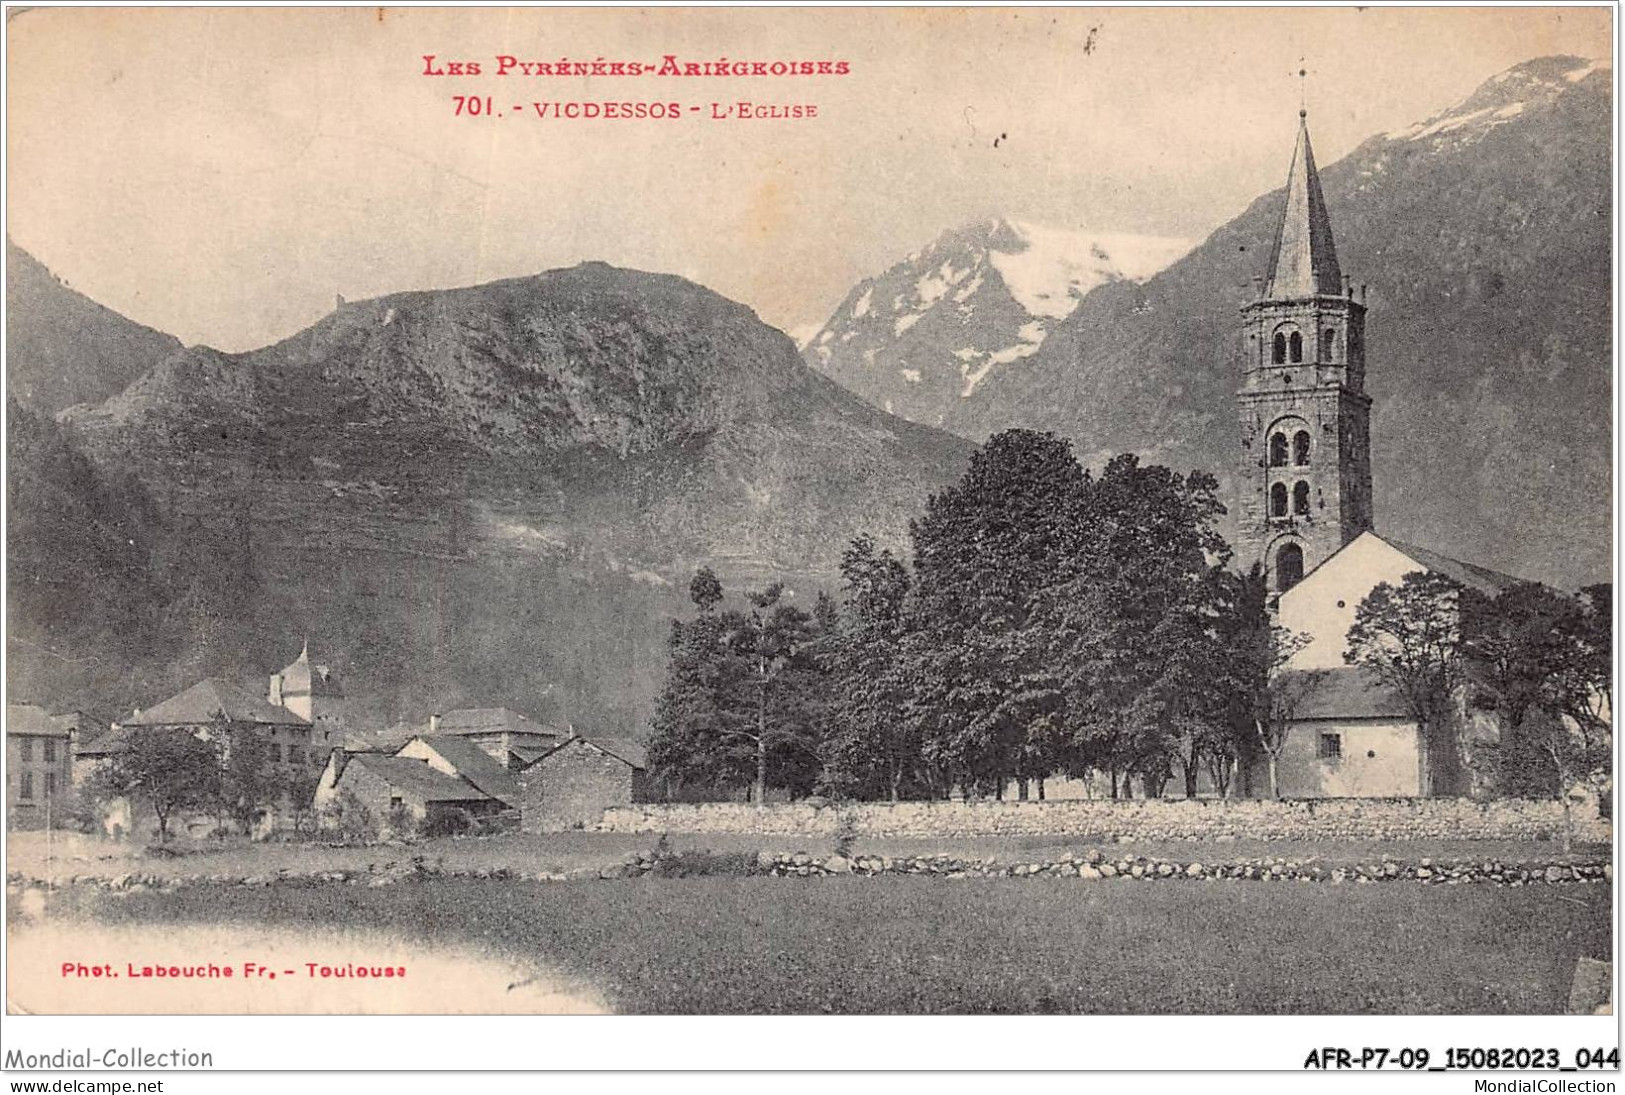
[1377,536,1524,596]
[432,707,546,734]
[125,679,309,727]
[75,727,129,756]
[408,735,523,805]
[7,704,72,737]
[273,642,345,698]
[1286,665,1411,721]
[531,734,648,770]
[343,754,492,804]
[586,736,648,769]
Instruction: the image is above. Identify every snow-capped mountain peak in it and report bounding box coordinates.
[803,217,1194,424]
[1385,55,1609,145]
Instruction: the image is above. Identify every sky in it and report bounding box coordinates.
[5,6,1614,351]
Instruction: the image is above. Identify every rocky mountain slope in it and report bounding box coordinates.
[6,241,182,414]
[804,219,1193,432]
[816,57,1613,588]
[22,263,970,727]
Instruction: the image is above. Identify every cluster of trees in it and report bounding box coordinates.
[648,429,1612,810]
[649,431,1300,803]
[1347,572,1611,809]
[84,722,321,842]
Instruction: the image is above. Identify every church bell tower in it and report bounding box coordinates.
[1238,109,1373,592]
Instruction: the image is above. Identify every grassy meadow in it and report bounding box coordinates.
[38,874,1612,1014]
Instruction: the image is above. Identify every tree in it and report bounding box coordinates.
[646,572,827,806]
[725,583,826,807]
[100,726,220,842]
[1226,564,1322,799]
[1463,581,1612,849]
[820,535,923,801]
[1037,455,1230,797]
[215,725,279,837]
[907,430,1087,796]
[1345,571,1468,796]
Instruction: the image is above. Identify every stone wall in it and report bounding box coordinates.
[599,797,1612,844]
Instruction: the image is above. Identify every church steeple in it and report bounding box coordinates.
[1236,109,1374,593]
[1264,112,1343,300]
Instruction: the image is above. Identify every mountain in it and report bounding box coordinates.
[27,263,971,727]
[803,218,1193,432]
[818,57,1613,588]
[6,242,182,414]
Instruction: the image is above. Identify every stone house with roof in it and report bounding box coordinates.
[313,749,510,833]
[6,704,84,828]
[517,735,648,831]
[423,706,565,768]
[311,731,647,834]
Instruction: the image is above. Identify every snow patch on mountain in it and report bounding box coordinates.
[1386,55,1609,144]
[990,220,1195,319]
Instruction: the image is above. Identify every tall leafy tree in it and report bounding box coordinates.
[1345,571,1468,796]
[1039,455,1229,797]
[820,536,922,801]
[97,726,221,842]
[647,570,827,805]
[907,430,1086,796]
[1463,581,1612,848]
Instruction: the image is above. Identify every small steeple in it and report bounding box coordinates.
[1263,111,1342,300]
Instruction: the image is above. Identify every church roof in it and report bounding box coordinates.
[1263,113,1344,300]
[1375,536,1524,596]
[125,679,309,727]
[1286,666,1410,721]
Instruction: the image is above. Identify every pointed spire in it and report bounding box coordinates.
[1263,111,1343,299]
[299,637,310,663]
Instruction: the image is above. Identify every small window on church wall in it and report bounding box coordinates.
[1269,433,1289,467]
[1293,430,1311,466]
[1288,331,1303,363]
[1322,329,1337,360]
[1293,480,1311,516]
[1272,333,1287,365]
[1318,733,1342,760]
[1276,543,1304,590]
[1270,483,1288,517]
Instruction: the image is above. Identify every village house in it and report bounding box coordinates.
[517,735,648,831]
[72,644,349,837]
[311,731,648,834]
[312,749,511,833]
[424,706,564,768]
[6,704,84,828]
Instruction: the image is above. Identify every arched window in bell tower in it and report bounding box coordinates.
[1288,331,1303,363]
[1292,480,1311,516]
[1269,432,1289,467]
[1276,543,1305,591]
[1293,430,1311,466]
[1270,482,1288,518]
[1272,332,1287,364]
[1322,329,1337,361]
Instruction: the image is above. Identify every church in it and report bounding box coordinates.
[1235,108,1520,799]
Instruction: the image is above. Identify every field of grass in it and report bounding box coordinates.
[9,828,1606,885]
[44,874,1611,1014]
